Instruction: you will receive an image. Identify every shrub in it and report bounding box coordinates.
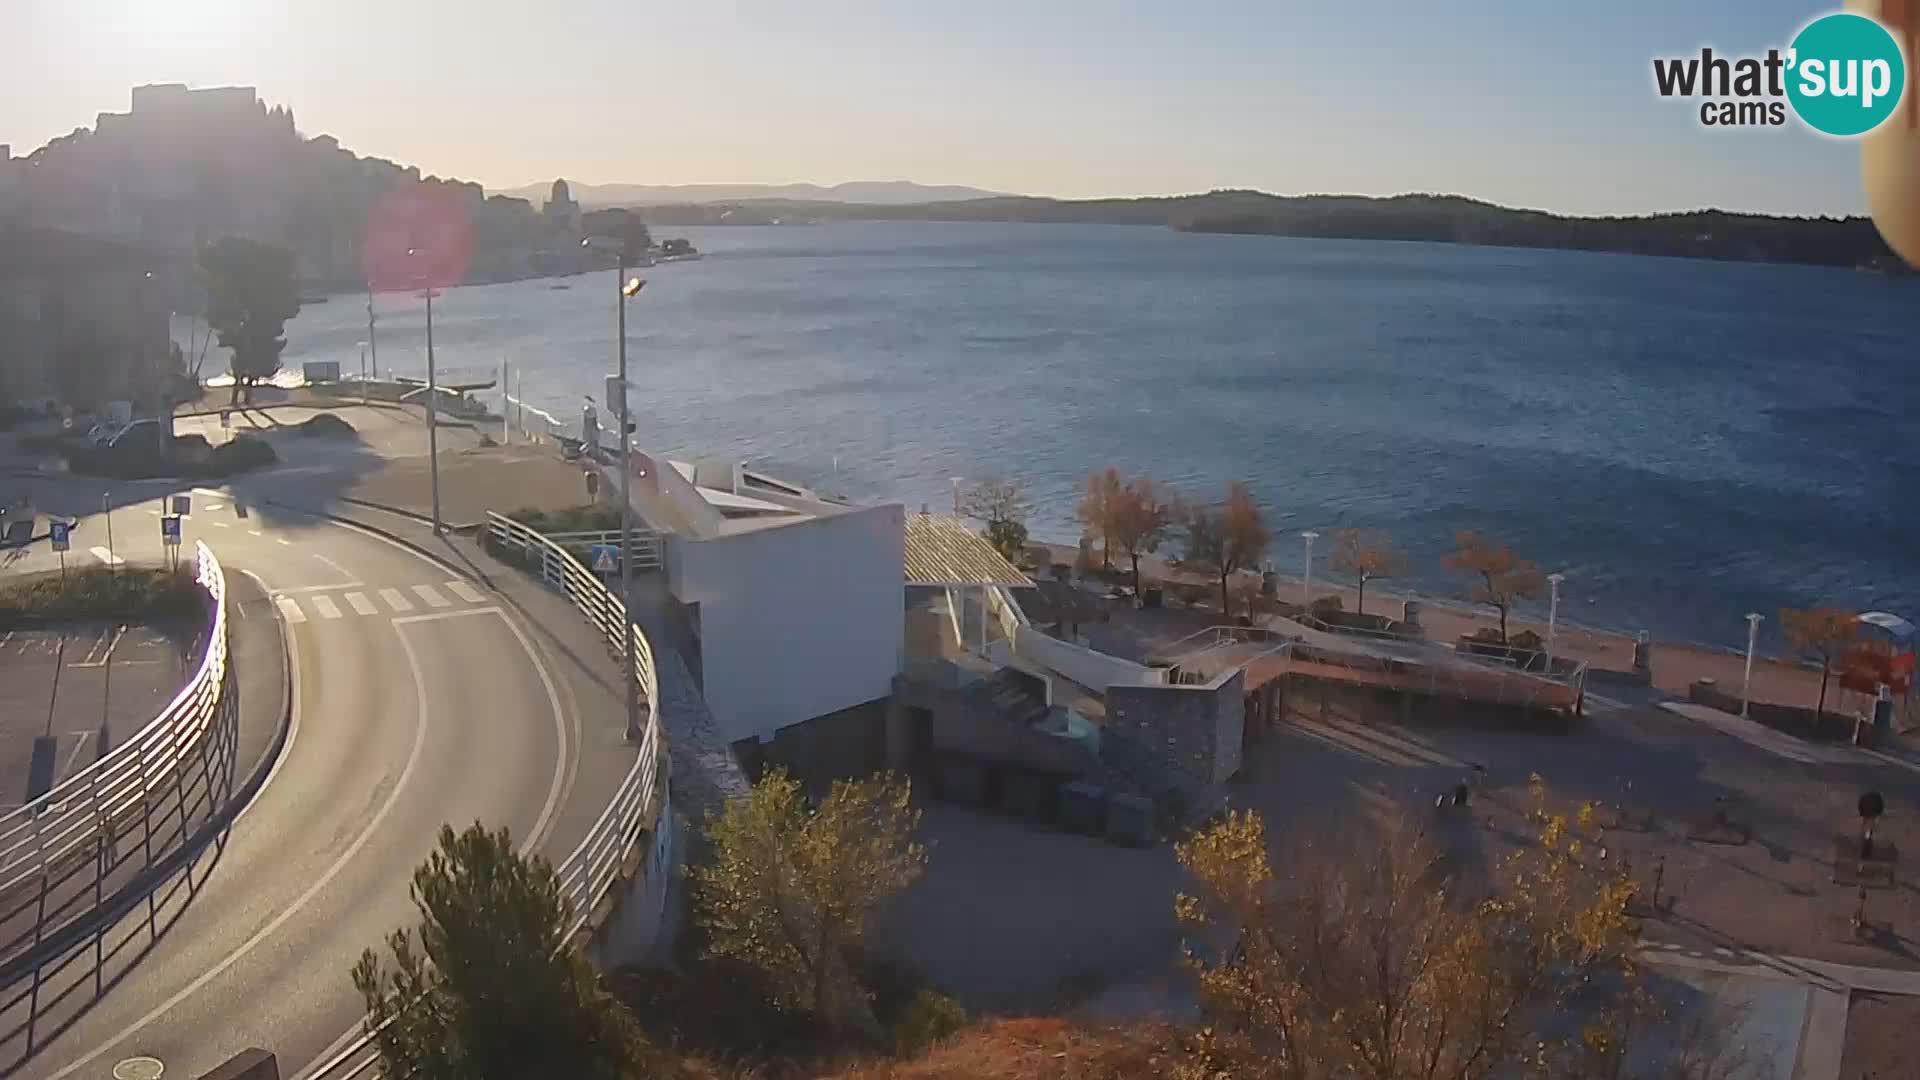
[296,412,357,439]
[210,433,278,474]
[1309,594,1344,616]
[1509,629,1546,652]
[508,505,622,533]
[891,990,967,1055]
[0,566,205,627]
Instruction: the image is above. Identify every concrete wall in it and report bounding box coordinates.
[590,793,680,969]
[1104,668,1245,811]
[1012,624,1165,692]
[669,504,905,743]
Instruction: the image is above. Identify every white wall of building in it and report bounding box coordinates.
[1011,623,1167,692]
[668,504,905,743]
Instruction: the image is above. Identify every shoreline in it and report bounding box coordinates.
[1031,540,1871,718]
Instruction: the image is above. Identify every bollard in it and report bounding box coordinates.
[1651,855,1666,911]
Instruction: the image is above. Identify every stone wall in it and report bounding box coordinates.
[1103,669,1245,818]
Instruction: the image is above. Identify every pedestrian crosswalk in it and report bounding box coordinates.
[272,581,489,624]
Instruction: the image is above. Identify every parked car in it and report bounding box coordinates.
[107,418,162,454]
[87,421,125,446]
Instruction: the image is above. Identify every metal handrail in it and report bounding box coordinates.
[0,543,228,907]
[302,516,670,1079]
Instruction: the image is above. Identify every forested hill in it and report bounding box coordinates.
[635,191,1905,270]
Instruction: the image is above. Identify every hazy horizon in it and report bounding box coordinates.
[6,0,1870,218]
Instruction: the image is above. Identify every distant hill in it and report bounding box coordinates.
[631,190,1906,270]
[501,180,1006,207]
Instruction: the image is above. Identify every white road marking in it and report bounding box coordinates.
[63,732,93,773]
[211,521,230,529]
[411,583,451,608]
[275,596,306,624]
[204,502,225,513]
[378,587,414,613]
[145,508,160,517]
[276,583,363,594]
[445,580,485,604]
[45,599,433,1080]
[248,529,264,537]
[312,552,355,581]
[310,595,342,620]
[276,538,292,546]
[88,546,123,566]
[391,607,502,625]
[191,487,225,498]
[343,591,378,616]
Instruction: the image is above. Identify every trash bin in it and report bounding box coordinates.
[1142,586,1164,609]
[1402,599,1424,628]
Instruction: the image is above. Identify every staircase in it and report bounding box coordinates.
[985,668,1049,727]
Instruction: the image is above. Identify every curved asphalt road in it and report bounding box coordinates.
[0,483,594,1078]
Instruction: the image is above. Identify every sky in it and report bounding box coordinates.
[0,0,1884,216]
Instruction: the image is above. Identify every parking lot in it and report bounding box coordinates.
[0,623,201,809]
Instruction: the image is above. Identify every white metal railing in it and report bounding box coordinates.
[0,542,229,921]
[543,527,663,572]
[304,515,669,1080]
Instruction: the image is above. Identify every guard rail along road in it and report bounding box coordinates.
[303,512,669,1080]
[0,541,235,985]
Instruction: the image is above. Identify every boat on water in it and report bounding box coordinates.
[550,283,571,290]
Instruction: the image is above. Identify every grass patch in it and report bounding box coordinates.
[507,504,623,533]
[0,565,207,628]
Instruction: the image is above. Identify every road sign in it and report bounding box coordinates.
[171,494,191,517]
[590,543,619,573]
[220,410,232,429]
[161,515,182,546]
[584,470,600,499]
[48,521,70,552]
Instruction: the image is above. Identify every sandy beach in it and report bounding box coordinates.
[1034,541,1880,719]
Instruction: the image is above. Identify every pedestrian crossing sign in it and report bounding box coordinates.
[590,544,618,573]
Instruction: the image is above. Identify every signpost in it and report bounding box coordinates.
[590,543,619,575]
[171,494,191,517]
[161,514,182,572]
[49,520,69,582]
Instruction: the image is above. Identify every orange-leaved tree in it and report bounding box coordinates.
[1183,481,1273,616]
[1781,607,1861,727]
[1329,527,1402,616]
[1445,531,1544,643]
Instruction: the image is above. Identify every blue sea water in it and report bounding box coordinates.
[272,221,1920,653]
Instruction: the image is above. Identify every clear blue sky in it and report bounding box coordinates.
[1,0,1874,215]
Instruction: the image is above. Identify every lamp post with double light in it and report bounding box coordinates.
[582,235,648,741]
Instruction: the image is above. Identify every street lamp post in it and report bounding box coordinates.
[407,248,442,535]
[1742,613,1764,718]
[1546,572,1565,663]
[951,477,963,516]
[583,236,647,742]
[358,341,369,405]
[1301,530,1320,606]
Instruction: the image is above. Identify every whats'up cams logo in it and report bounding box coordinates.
[1654,10,1911,136]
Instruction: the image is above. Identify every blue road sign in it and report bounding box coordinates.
[48,521,70,552]
[161,515,182,546]
[590,543,619,573]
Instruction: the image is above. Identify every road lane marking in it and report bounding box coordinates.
[191,487,225,498]
[248,529,264,537]
[310,595,342,620]
[276,538,292,546]
[46,598,433,1080]
[343,591,378,616]
[211,521,230,528]
[275,596,306,624]
[445,580,485,604]
[204,502,225,512]
[276,583,363,594]
[391,607,502,625]
[88,546,123,566]
[379,587,414,613]
[312,552,355,581]
[411,583,452,608]
[145,508,160,516]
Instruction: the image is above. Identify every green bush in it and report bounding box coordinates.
[1508,629,1546,652]
[1309,594,1344,616]
[890,989,967,1054]
[0,566,205,627]
[508,505,622,533]
[209,434,278,474]
[296,412,357,439]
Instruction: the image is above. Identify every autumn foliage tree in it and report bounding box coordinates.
[1106,476,1178,592]
[352,823,650,1080]
[696,769,927,1037]
[1781,607,1862,726]
[1076,467,1124,571]
[1171,787,1677,1080]
[1184,481,1272,615]
[1330,527,1403,616]
[1445,531,1545,643]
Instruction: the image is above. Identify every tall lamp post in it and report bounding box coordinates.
[1545,572,1565,663]
[583,236,648,742]
[1301,530,1320,607]
[407,248,442,535]
[1742,612,1764,718]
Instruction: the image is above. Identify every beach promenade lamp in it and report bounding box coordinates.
[1301,530,1320,606]
[581,233,649,742]
[1546,572,1566,663]
[406,246,445,534]
[1742,612,1764,718]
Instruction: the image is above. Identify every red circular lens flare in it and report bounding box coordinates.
[362,186,474,293]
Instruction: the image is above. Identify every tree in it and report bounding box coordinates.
[199,237,300,407]
[1781,607,1861,727]
[695,768,927,1037]
[1444,531,1544,643]
[1171,787,1696,1080]
[351,822,650,1080]
[1184,481,1272,616]
[1331,528,1403,616]
[1107,476,1178,592]
[961,474,1032,563]
[1075,467,1124,570]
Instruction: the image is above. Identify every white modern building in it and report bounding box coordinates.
[609,449,905,745]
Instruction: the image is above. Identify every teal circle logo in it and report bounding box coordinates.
[1786,13,1907,137]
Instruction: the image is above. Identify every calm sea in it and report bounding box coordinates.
[270,221,1920,652]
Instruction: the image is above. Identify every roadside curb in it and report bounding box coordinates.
[0,572,295,986]
[333,494,482,534]
[263,498,492,589]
